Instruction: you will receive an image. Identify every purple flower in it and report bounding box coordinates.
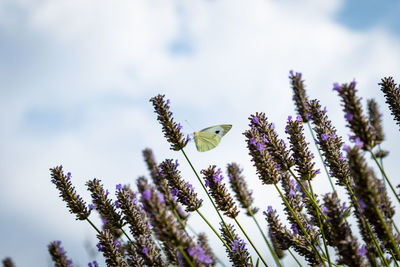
[342,144,351,152]
[114,200,121,208]
[142,247,149,255]
[66,172,72,181]
[186,134,192,142]
[344,112,354,122]
[289,188,295,197]
[333,82,342,92]
[306,112,312,120]
[205,179,210,187]
[296,115,302,122]
[166,99,171,105]
[315,169,321,174]
[113,240,120,248]
[321,133,329,141]
[249,137,257,145]
[342,202,348,211]
[256,142,264,152]
[186,182,194,191]
[177,123,182,131]
[88,204,95,211]
[252,116,260,124]
[350,79,357,87]
[188,247,196,256]
[358,200,366,210]
[175,159,179,168]
[116,184,122,191]
[358,244,367,257]
[323,106,327,114]
[143,189,151,201]
[96,243,103,252]
[131,197,137,205]
[105,189,109,197]
[287,115,292,122]
[267,206,273,213]
[322,206,328,216]
[291,223,299,235]
[51,179,56,184]
[171,187,179,197]
[157,193,165,204]
[354,137,364,148]
[289,70,294,76]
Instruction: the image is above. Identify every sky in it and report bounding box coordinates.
[1,0,400,266]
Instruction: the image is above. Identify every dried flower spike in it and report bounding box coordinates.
[379,77,400,129]
[201,166,239,218]
[285,115,319,180]
[308,99,350,186]
[367,99,384,144]
[248,112,294,171]
[97,230,128,267]
[50,166,90,220]
[333,80,376,149]
[289,70,311,122]
[2,258,16,267]
[322,192,366,266]
[86,179,124,235]
[143,149,188,220]
[243,127,281,184]
[48,241,73,267]
[227,163,258,216]
[220,223,252,267]
[159,159,203,212]
[150,94,188,150]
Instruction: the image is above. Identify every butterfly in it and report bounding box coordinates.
[193,124,232,152]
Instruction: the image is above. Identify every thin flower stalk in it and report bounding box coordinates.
[333,80,376,150]
[220,223,252,267]
[48,241,73,267]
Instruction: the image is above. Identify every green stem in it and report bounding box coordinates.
[307,122,336,192]
[273,183,326,266]
[196,209,231,252]
[373,205,400,259]
[181,149,234,240]
[248,209,282,267]
[288,249,303,267]
[344,184,389,266]
[288,169,327,221]
[233,217,269,267]
[177,246,195,267]
[172,208,187,234]
[370,150,400,204]
[307,179,331,267]
[86,218,101,234]
[390,249,400,267]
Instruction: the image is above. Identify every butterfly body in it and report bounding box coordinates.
[193,124,232,152]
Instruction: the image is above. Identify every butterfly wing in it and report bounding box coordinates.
[199,124,232,138]
[194,131,221,152]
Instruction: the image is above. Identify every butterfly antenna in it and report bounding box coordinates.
[184,120,196,132]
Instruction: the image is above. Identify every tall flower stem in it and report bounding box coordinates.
[344,183,389,266]
[306,122,336,192]
[370,150,400,204]
[373,205,400,258]
[247,208,282,267]
[177,246,195,267]
[181,149,234,239]
[307,179,331,267]
[196,209,231,252]
[86,218,101,234]
[233,217,269,267]
[288,249,303,267]
[273,183,326,266]
[288,169,326,220]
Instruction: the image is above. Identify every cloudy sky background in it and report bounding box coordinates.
[1,0,400,266]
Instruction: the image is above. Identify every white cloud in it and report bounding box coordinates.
[1,0,400,265]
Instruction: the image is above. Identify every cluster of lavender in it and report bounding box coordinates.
[3,73,399,267]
